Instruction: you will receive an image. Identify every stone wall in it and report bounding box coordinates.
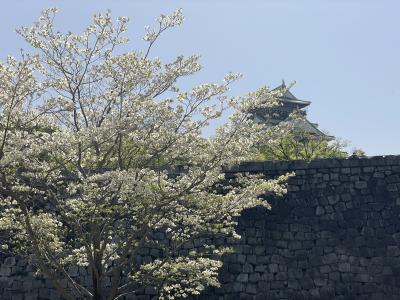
[1,155,400,299]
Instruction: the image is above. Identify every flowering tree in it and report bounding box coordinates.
[255,128,348,161]
[0,8,288,300]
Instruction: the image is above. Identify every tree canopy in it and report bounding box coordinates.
[255,125,348,161]
[254,111,348,160]
[0,8,289,300]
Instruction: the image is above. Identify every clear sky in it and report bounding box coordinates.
[1,0,399,155]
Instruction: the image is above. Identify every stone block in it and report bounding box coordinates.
[220,272,235,283]
[268,263,279,273]
[329,271,340,282]
[229,264,242,274]
[22,280,33,291]
[270,280,285,290]
[182,241,194,249]
[254,246,265,255]
[288,185,300,192]
[373,172,385,178]
[387,246,400,257]
[314,278,327,287]
[322,253,337,264]
[287,278,300,290]
[245,283,257,294]
[270,255,284,264]
[68,266,79,277]
[247,237,258,245]
[224,253,237,263]
[355,274,370,283]
[386,174,400,183]
[150,249,160,258]
[363,166,375,172]
[275,272,287,281]
[246,255,257,264]
[24,293,39,300]
[334,202,347,212]
[243,263,253,273]
[242,245,253,254]
[341,168,351,174]
[255,281,269,293]
[237,254,246,264]
[316,206,325,216]
[11,294,23,300]
[0,267,11,276]
[78,266,87,276]
[238,292,254,300]
[247,272,261,283]
[355,181,368,189]
[239,161,264,172]
[295,170,306,175]
[145,286,157,295]
[339,262,350,273]
[232,282,245,292]
[254,265,267,272]
[288,241,302,250]
[142,256,153,264]
[320,265,331,274]
[4,257,16,267]
[38,288,50,298]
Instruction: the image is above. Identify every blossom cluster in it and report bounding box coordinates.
[0,8,288,300]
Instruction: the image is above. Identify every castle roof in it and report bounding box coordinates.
[273,80,311,108]
[253,80,334,141]
[288,118,335,141]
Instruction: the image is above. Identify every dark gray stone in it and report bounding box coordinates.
[3,155,400,300]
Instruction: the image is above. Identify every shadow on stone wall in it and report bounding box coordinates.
[2,156,400,300]
[200,156,400,300]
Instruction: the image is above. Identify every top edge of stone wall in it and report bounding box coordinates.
[225,155,400,173]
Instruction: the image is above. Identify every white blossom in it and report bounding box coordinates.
[0,7,288,300]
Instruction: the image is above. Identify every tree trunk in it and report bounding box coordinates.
[92,267,103,300]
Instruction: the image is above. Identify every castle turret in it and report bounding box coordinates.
[253,80,334,140]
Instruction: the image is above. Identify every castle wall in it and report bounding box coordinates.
[1,156,400,299]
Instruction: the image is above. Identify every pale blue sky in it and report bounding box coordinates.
[1,0,399,155]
